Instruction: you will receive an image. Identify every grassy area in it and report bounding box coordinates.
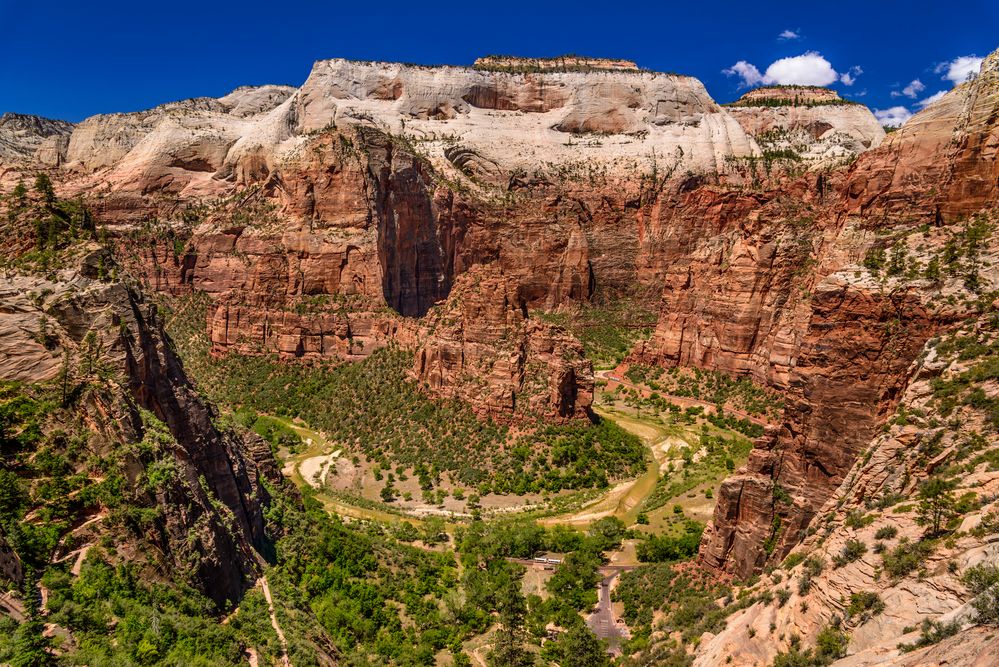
[613,563,734,654]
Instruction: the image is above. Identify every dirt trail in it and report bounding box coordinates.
[260,576,291,667]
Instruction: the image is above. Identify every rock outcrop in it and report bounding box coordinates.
[472,55,640,72]
[413,265,593,420]
[693,310,999,666]
[0,112,73,163]
[726,87,885,163]
[670,50,999,578]
[0,254,274,607]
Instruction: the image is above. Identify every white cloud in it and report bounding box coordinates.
[840,66,863,86]
[765,52,839,85]
[724,51,860,88]
[916,90,947,109]
[936,55,984,85]
[874,106,912,127]
[723,61,765,87]
[900,79,925,98]
[778,29,801,41]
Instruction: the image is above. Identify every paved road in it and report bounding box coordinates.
[507,557,637,574]
[587,572,628,652]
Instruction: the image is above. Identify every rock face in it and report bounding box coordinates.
[0,257,273,607]
[844,49,999,221]
[51,57,759,201]
[729,86,844,106]
[62,85,296,195]
[413,265,594,420]
[693,311,999,666]
[1,50,965,560]
[0,112,73,163]
[645,49,999,578]
[472,55,640,72]
[726,87,885,162]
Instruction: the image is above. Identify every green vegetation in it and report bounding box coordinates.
[881,538,935,578]
[898,618,961,652]
[165,297,645,495]
[796,556,825,596]
[641,429,753,513]
[37,558,247,666]
[874,525,898,540]
[636,520,704,563]
[613,564,734,654]
[267,488,469,664]
[832,539,867,568]
[534,298,658,368]
[726,94,863,108]
[863,213,994,296]
[916,478,957,536]
[847,591,885,622]
[623,363,783,420]
[771,625,848,666]
[961,563,999,624]
[1,174,99,275]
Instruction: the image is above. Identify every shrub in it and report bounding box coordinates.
[898,618,961,652]
[847,592,885,621]
[882,539,935,578]
[845,510,875,529]
[775,588,791,607]
[833,539,867,568]
[783,552,806,571]
[874,526,898,541]
[771,624,847,666]
[636,521,704,563]
[961,563,999,623]
[797,556,825,596]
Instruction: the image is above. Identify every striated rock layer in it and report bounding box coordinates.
[3,49,994,578]
[726,87,885,163]
[693,310,999,666]
[638,49,999,578]
[413,265,594,421]
[0,252,275,607]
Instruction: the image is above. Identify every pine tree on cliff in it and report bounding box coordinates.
[917,477,957,536]
[33,172,55,205]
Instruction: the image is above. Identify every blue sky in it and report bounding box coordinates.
[1,1,995,126]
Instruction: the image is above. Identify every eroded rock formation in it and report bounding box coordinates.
[413,265,593,420]
[726,87,885,162]
[0,252,274,607]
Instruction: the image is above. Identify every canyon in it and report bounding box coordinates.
[0,47,997,666]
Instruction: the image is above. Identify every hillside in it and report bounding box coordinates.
[0,47,996,666]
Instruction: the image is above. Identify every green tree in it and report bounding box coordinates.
[488,577,533,667]
[886,243,907,276]
[11,572,53,666]
[547,550,601,610]
[11,179,27,206]
[917,478,956,535]
[923,256,941,283]
[33,173,55,204]
[863,246,886,274]
[555,624,609,667]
